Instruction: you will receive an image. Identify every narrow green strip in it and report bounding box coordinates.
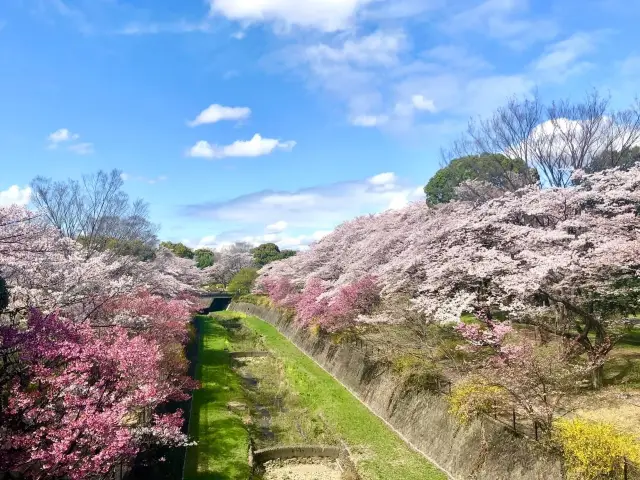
[183,315,251,480]
[236,311,447,480]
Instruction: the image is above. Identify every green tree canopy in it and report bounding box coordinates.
[194,248,214,269]
[227,268,259,297]
[76,236,157,261]
[106,238,157,261]
[160,241,195,259]
[250,243,296,267]
[424,153,538,206]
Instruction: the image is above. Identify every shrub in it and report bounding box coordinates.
[554,418,640,480]
[405,363,445,393]
[449,379,506,424]
[194,248,214,269]
[392,353,424,374]
[160,241,194,259]
[391,353,446,393]
[237,294,272,308]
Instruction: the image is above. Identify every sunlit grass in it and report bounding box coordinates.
[232,311,447,480]
[183,315,251,480]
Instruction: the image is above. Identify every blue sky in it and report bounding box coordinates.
[1,0,639,249]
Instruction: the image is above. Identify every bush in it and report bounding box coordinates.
[392,353,447,393]
[159,241,194,259]
[194,248,214,269]
[237,294,272,308]
[554,418,640,480]
[449,379,506,424]
[203,283,226,292]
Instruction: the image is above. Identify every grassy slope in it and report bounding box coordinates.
[183,315,251,480]
[234,311,447,480]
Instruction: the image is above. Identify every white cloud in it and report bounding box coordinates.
[391,73,533,127]
[261,193,319,207]
[621,55,640,76]
[282,24,538,132]
[188,134,296,159]
[47,128,94,154]
[266,220,288,233]
[388,186,424,210]
[394,94,437,118]
[231,31,246,40]
[188,104,251,127]
[148,175,168,185]
[448,0,558,49]
[47,128,79,148]
[363,0,440,20]
[68,142,94,155]
[0,185,32,206]
[273,230,334,249]
[423,45,492,72]
[121,173,168,184]
[531,32,597,82]
[196,235,218,249]
[189,141,217,158]
[281,32,408,128]
[183,171,423,232]
[411,94,437,112]
[350,114,389,127]
[368,172,397,186]
[305,31,406,66]
[208,0,375,32]
[116,20,212,35]
[521,117,640,162]
[204,229,336,251]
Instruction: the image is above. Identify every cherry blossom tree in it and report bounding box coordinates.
[0,205,203,478]
[0,207,203,319]
[205,244,254,287]
[456,315,585,430]
[0,309,190,479]
[258,274,381,332]
[259,166,640,387]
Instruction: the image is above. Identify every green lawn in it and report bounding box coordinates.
[233,311,447,480]
[183,315,251,480]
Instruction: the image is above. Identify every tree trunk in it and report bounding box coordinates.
[592,364,604,389]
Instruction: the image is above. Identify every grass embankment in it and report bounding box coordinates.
[230,311,447,480]
[183,315,251,480]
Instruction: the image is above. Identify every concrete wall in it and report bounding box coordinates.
[229,351,272,359]
[231,302,564,480]
[253,445,341,463]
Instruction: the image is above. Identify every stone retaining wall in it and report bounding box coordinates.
[253,445,342,463]
[231,302,564,480]
[229,351,272,359]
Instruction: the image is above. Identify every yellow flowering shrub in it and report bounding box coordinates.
[554,418,640,480]
[448,379,506,424]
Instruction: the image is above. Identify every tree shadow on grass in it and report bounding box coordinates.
[604,352,640,387]
[184,319,251,480]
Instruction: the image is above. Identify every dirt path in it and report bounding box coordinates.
[262,458,342,480]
